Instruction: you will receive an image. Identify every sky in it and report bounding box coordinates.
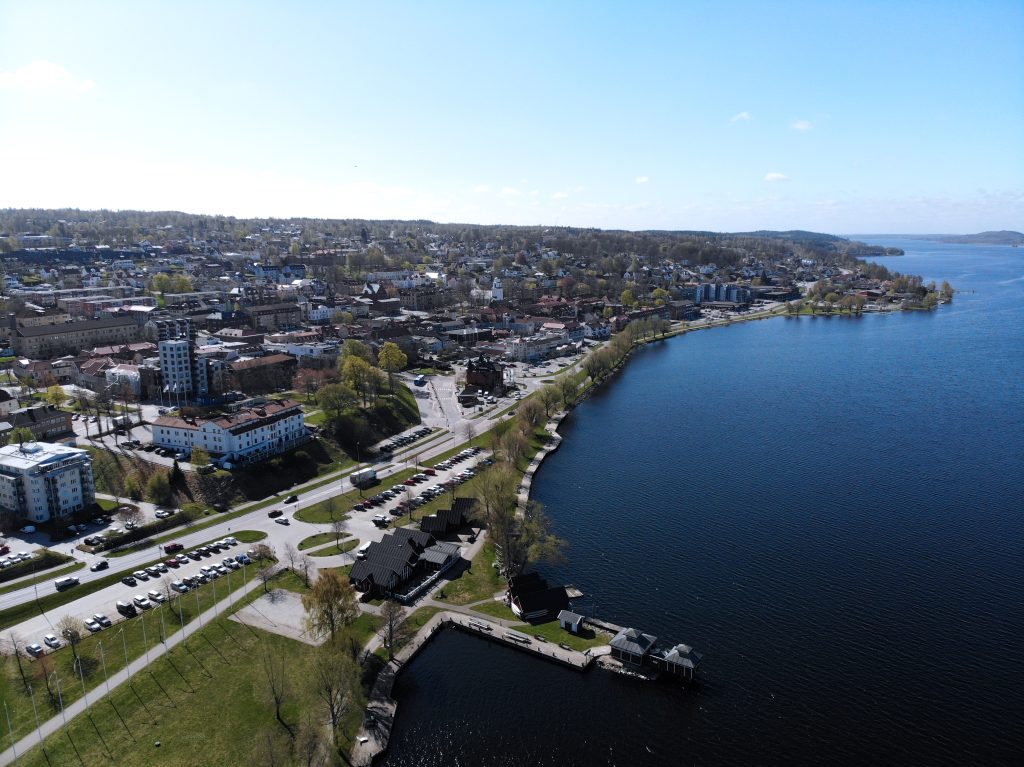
[1,0,1022,234]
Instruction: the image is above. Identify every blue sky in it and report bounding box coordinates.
[1,0,1021,233]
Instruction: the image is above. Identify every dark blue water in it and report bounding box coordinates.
[382,239,1024,766]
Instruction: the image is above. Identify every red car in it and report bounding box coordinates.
[423,468,436,476]
[165,558,180,568]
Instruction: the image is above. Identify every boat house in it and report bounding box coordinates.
[609,627,658,666]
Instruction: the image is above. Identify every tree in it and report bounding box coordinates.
[294,715,327,767]
[539,385,561,417]
[517,398,545,430]
[146,471,173,505]
[379,600,413,662]
[190,446,210,467]
[45,385,66,408]
[116,504,143,528]
[8,426,34,446]
[317,382,358,420]
[620,289,636,308]
[940,281,954,300]
[339,339,373,364]
[261,648,293,738]
[309,646,357,749]
[377,341,408,393]
[284,542,300,573]
[341,356,377,407]
[4,632,32,695]
[56,615,84,670]
[301,570,358,641]
[331,518,346,547]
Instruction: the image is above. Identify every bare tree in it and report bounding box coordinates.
[310,647,356,748]
[331,518,346,547]
[115,504,143,529]
[4,632,32,694]
[251,730,289,767]
[258,563,276,594]
[379,600,413,662]
[262,648,293,738]
[56,615,84,671]
[295,715,327,767]
[284,542,300,573]
[298,553,315,587]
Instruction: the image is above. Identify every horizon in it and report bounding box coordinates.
[1,1,1021,233]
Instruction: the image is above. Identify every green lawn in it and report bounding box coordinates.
[470,599,516,621]
[468,603,608,650]
[297,532,337,551]
[0,562,256,753]
[434,541,503,606]
[307,539,359,558]
[12,570,371,767]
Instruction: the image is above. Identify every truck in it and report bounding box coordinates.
[350,468,377,488]
[112,415,132,429]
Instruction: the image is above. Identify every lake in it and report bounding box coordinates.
[382,238,1024,766]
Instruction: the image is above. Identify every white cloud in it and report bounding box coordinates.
[635,176,649,184]
[500,186,521,196]
[764,172,789,182]
[472,184,490,194]
[530,189,540,197]
[791,119,813,131]
[0,60,94,93]
[551,191,569,200]
[730,111,751,122]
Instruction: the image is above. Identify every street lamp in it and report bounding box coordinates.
[355,442,363,498]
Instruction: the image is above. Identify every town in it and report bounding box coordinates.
[0,211,950,766]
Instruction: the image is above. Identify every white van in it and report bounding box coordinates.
[355,541,373,560]
[54,576,80,592]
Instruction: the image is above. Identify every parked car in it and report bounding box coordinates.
[26,643,44,657]
[116,600,137,617]
[90,560,109,572]
[170,580,189,593]
[155,510,173,519]
[93,613,112,627]
[122,576,137,586]
[132,595,153,610]
[132,570,149,581]
[84,618,102,632]
[147,589,167,603]
[165,542,184,553]
[43,634,61,649]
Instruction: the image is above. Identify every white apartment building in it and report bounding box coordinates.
[158,337,193,396]
[151,399,310,468]
[0,442,96,523]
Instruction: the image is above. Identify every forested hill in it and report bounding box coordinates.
[929,231,1024,246]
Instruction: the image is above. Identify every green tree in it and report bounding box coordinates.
[301,570,358,641]
[340,356,378,407]
[8,427,34,446]
[620,289,636,308]
[340,339,373,364]
[44,385,66,408]
[190,446,210,467]
[145,471,173,505]
[317,382,358,419]
[940,281,954,300]
[376,341,408,393]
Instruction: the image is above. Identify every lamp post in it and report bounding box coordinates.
[356,442,363,498]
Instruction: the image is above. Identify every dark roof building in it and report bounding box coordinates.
[609,627,658,666]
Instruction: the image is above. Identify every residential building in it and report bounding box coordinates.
[3,405,73,441]
[11,317,141,358]
[0,442,96,523]
[150,399,309,467]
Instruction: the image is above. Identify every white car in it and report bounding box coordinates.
[147,589,167,603]
[155,510,173,519]
[43,634,61,649]
[84,618,102,632]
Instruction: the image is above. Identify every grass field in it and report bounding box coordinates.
[12,569,378,766]
[307,539,359,558]
[468,602,608,650]
[297,532,337,551]
[433,541,502,606]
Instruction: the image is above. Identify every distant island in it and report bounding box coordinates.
[918,231,1024,246]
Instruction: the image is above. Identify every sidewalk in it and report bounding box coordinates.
[0,577,262,766]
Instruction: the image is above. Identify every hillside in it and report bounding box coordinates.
[934,231,1024,246]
